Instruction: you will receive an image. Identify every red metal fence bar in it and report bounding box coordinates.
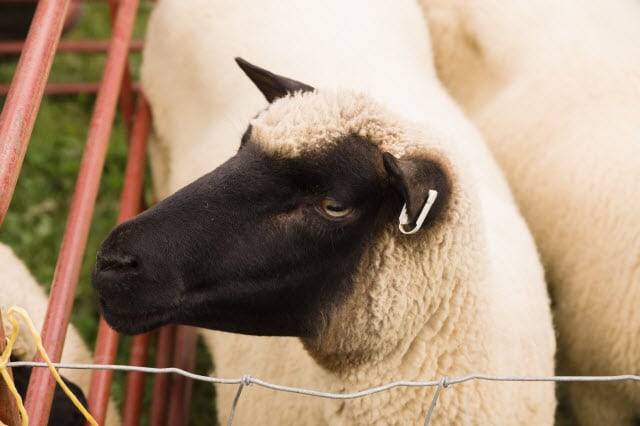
[0,39,144,54]
[87,95,150,424]
[167,326,197,426]
[23,0,140,423]
[0,82,141,96]
[107,0,136,135]
[0,0,113,2]
[149,325,175,426]
[0,0,71,225]
[88,319,120,424]
[122,333,150,426]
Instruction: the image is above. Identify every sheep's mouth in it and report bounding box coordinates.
[99,297,173,334]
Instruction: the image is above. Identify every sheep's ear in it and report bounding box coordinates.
[383,153,449,234]
[235,57,315,103]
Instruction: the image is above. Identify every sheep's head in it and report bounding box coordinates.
[92,59,453,358]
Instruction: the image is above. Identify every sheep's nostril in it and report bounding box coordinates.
[96,252,139,273]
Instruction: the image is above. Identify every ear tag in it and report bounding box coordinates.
[399,189,438,235]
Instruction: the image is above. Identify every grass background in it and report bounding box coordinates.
[0,2,215,424]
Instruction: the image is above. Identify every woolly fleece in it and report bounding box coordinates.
[420,1,640,424]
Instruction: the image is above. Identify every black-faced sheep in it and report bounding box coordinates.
[419,1,640,424]
[0,242,120,425]
[92,0,557,424]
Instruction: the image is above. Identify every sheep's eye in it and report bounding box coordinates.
[318,198,353,219]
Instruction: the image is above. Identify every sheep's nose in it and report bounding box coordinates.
[95,250,139,274]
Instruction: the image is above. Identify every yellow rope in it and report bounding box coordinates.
[0,306,99,426]
[0,309,27,426]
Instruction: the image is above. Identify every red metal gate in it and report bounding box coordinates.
[0,1,198,424]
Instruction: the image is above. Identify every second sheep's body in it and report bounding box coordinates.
[0,242,121,426]
[420,0,640,424]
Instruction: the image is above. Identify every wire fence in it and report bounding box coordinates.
[6,360,640,426]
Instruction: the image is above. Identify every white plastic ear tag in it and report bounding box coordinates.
[398,189,438,235]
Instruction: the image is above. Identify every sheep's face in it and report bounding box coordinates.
[92,59,451,344]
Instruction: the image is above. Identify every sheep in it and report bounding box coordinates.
[93,67,557,425]
[92,1,556,424]
[418,1,640,424]
[0,242,120,426]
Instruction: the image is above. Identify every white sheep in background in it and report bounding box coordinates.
[419,1,640,424]
[0,242,120,426]
[92,0,556,424]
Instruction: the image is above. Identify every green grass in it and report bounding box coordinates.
[0,3,215,424]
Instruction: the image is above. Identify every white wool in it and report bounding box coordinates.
[0,242,121,426]
[141,0,556,424]
[420,0,640,424]
[141,0,510,200]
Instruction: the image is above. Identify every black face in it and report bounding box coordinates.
[92,135,398,336]
[93,58,451,338]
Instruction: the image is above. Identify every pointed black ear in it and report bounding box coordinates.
[235,57,315,103]
[383,152,450,233]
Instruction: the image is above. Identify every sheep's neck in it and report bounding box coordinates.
[304,189,490,381]
[317,243,489,425]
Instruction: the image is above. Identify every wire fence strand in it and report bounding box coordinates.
[227,375,252,426]
[424,376,448,426]
[6,361,640,425]
[7,360,640,398]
